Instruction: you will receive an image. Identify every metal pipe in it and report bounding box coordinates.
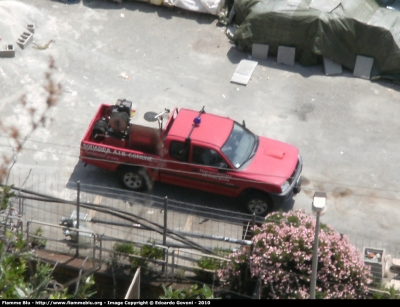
[162,196,168,274]
[163,197,168,249]
[179,249,230,262]
[173,233,252,245]
[90,217,252,245]
[99,235,103,263]
[76,181,80,257]
[26,221,31,243]
[26,220,94,233]
[164,249,169,281]
[171,250,176,283]
[92,235,96,268]
[19,196,23,215]
[90,218,143,229]
[310,212,321,299]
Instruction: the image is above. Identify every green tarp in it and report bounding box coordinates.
[232,0,400,79]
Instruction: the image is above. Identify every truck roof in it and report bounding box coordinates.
[168,108,234,148]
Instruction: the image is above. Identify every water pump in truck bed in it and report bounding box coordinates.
[108,99,132,135]
[91,99,133,147]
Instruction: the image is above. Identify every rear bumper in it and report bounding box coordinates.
[269,155,303,206]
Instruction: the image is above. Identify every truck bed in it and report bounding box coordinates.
[80,103,162,171]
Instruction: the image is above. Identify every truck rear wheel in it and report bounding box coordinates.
[119,167,148,191]
[242,191,272,216]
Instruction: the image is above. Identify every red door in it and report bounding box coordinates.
[187,145,239,196]
[159,140,192,188]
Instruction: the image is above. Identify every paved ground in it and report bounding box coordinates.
[1,0,400,254]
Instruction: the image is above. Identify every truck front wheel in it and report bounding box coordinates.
[242,192,272,216]
[118,167,148,191]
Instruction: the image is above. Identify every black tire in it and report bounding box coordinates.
[242,191,273,216]
[118,167,148,191]
[92,119,108,139]
[293,176,302,194]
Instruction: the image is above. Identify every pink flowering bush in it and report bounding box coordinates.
[218,210,372,299]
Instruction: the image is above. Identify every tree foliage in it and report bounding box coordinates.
[0,57,96,299]
[218,210,372,299]
[194,248,230,284]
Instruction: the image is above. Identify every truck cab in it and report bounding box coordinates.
[159,108,302,215]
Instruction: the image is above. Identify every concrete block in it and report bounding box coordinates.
[231,59,258,85]
[252,43,269,60]
[27,24,35,34]
[277,46,295,66]
[0,44,15,58]
[17,31,33,49]
[323,57,342,75]
[353,55,374,80]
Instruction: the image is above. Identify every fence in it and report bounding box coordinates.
[15,183,255,247]
[26,220,97,262]
[3,176,400,257]
[1,174,400,297]
[1,177,257,286]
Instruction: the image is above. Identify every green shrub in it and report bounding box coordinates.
[372,284,400,299]
[160,284,217,299]
[218,210,372,299]
[111,240,164,271]
[1,185,14,211]
[113,242,135,255]
[131,249,146,270]
[140,240,164,259]
[30,227,47,249]
[132,240,164,271]
[111,243,136,267]
[194,248,230,284]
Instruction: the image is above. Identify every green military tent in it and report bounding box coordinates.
[231,0,400,80]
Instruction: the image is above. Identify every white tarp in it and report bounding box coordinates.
[309,0,341,13]
[164,0,225,15]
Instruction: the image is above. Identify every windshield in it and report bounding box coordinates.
[221,122,257,169]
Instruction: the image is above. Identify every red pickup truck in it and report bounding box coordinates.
[80,99,302,216]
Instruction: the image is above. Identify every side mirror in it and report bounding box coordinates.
[242,120,246,128]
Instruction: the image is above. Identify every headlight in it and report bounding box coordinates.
[281,180,290,193]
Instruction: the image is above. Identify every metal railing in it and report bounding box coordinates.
[97,236,170,276]
[170,249,230,283]
[24,219,233,284]
[2,178,400,298]
[26,220,98,268]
